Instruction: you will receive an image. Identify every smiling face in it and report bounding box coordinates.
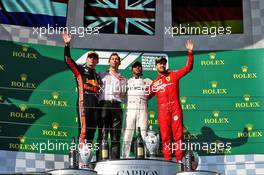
[132,65,142,77]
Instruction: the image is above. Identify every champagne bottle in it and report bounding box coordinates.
[184,139,194,171]
[101,127,109,160]
[136,127,145,159]
[69,137,79,169]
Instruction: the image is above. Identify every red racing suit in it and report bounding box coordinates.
[149,52,194,161]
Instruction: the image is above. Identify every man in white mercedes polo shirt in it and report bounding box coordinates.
[122,61,152,158]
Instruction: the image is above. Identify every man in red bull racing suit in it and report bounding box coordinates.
[149,40,194,162]
[62,33,101,161]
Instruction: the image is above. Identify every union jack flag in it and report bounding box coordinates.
[84,0,156,35]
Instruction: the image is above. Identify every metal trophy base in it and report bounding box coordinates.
[46,168,97,175]
[94,159,182,175]
[176,170,220,175]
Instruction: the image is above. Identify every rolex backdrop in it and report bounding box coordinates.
[0,40,264,156]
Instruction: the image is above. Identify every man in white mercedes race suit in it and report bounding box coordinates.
[122,61,152,158]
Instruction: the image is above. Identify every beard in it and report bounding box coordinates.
[158,68,166,74]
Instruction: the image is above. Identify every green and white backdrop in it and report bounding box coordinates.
[1,40,264,156]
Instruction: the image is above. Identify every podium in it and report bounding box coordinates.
[46,168,97,175]
[94,159,182,175]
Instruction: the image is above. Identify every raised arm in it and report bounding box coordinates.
[176,39,194,78]
[62,32,80,76]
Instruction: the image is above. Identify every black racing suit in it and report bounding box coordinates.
[64,46,101,156]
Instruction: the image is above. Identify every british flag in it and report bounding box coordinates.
[84,0,156,35]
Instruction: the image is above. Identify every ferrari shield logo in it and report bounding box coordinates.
[165,76,171,82]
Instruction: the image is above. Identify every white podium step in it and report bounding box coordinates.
[94,159,182,175]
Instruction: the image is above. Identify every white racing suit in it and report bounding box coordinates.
[122,77,152,158]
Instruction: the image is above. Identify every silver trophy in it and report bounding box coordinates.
[145,130,160,158]
[182,151,200,171]
[79,143,93,168]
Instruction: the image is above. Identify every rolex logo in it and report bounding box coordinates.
[243,94,250,102]
[201,52,224,66]
[13,44,37,59]
[43,93,68,107]
[212,111,220,117]
[11,74,36,89]
[52,92,60,100]
[235,94,260,108]
[245,123,253,131]
[18,135,26,143]
[204,111,229,124]
[22,44,29,52]
[241,66,248,73]
[149,111,155,119]
[180,97,187,104]
[19,104,27,112]
[52,122,59,130]
[209,53,216,60]
[233,65,257,79]
[238,123,262,138]
[202,81,227,95]
[210,81,218,88]
[181,97,198,110]
[20,74,28,82]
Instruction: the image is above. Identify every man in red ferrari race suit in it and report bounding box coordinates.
[149,40,194,162]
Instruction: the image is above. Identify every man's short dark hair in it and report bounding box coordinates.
[155,57,167,65]
[108,53,121,62]
[132,61,142,68]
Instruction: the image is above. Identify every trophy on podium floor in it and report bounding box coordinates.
[182,139,199,172]
[79,142,93,168]
[145,126,160,158]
